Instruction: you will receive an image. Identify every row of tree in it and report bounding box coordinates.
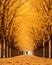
[0,0,19,58]
[33,0,52,58]
[0,0,52,58]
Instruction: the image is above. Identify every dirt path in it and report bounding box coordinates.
[0,55,52,65]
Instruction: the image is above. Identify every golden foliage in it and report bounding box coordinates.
[0,0,52,51]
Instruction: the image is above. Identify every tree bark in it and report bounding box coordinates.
[5,39,8,58]
[43,40,45,57]
[8,44,11,57]
[49,40,51,58]
[1,39,4,58]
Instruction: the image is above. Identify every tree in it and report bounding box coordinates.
[33,0,52,57]
[0,0,23,58]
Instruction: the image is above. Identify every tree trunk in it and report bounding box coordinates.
[0,42,1,58]
[49,40,51,58]
[43,40,45,57]
[3,39,5,58]
[5,39,8,58]
[1,39,3,58]
[8,44,11,57]
[9,45,11,57]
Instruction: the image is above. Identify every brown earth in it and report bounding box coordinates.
[0,55,52,65]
